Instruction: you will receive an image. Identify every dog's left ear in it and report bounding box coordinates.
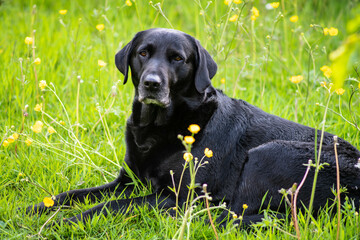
[194,40,217,93]
[115,40,133,85]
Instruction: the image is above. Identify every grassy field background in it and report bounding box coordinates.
[1,0,360,239]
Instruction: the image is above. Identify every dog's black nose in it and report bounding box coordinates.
[143,74,161,90]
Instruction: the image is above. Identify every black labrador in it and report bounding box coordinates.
[26,28,360,226]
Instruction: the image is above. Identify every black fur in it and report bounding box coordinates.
[25,28,360,226]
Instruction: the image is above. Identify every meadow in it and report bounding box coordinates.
[0,0,360,239]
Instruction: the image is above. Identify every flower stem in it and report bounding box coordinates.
[305,92,332,231]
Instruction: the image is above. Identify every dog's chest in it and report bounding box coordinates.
[130,127,164,153]
[127,124,184,160]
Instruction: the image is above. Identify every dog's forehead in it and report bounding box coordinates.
[138,29,193,51]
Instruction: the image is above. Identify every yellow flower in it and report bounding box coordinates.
[358,82,360,89]
[2,140,9,147]
[34,58,41,65]
[18,172,26,177]
[204,148,213,158]
[25,138,33,146]
[320,81,327,87]
[252,7,259,17]
[233,214,238,219]
[184,136,195,145]
[243,204,248,209]
[125,0,132,6]
[96,24,105,31]
[289,15,299,23]
[251,7,259,21]
[12,133,19,140]
[328,27,338,36]
[320,65,332,78]
[270,2,280,8]
[6,133,19,144]
[43,197,55,207]
[98,60,107,67]
[335,88,345,95]
[220,78,226,84]
[24,37,33,45]
[323,27,329,35]
[59,9,67,15]
[289,75,304,84]
[188,124,200,134]
[323,27,338,36]
[7,136,15,143]
[34,103,42,112]
[48,126,56,134]
[59,120,65,125]
[39,80,47,91]
[229,14,239,22]
[31,121,44,133]
[223,0,241,5]
[183,152,193,162]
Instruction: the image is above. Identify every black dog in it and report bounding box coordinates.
[26,28,360,226]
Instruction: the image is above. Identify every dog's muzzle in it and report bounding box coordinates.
[138,74,170,108]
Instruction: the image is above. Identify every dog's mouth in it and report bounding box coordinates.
[138,96,170,108]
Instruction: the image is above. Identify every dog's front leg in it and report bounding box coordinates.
[25,168,134,215]
[60,192,174,225]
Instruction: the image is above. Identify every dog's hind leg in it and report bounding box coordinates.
[25,168,134,215]
[227,140,360,227]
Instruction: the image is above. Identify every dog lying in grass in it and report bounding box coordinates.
[26,28,360,226]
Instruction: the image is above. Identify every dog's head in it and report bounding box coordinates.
[115,28,217,108]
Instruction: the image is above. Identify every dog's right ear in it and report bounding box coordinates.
[115,40,133,85]
[194,39,217,93]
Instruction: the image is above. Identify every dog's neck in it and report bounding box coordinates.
[130,96,172,127]
[139,102,172,127]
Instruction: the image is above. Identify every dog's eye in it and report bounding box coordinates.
[173,56,183,61]
[139,51,147,57]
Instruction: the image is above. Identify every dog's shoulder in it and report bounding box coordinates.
[210,89,263,125]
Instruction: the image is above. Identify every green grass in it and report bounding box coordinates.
[1,0,360,239]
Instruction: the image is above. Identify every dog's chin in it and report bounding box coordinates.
[139,97,170,108]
